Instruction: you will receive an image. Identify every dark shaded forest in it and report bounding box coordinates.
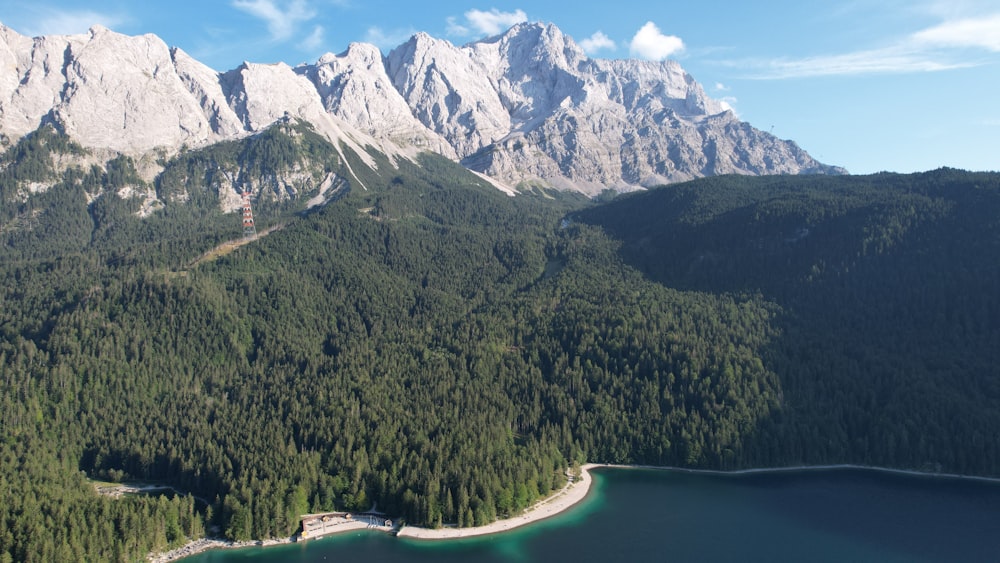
[574,169,1000,471]
[1,125,997,561]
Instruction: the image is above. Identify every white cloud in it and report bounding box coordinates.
[448,8,528,37]
[232,0,315,41]
[728,11,1000,79]
[445,17,469,37]
[299,25,325,52]
[912,13,1000,51]
[579,31,616,55]
[629,22,684,61]
[752,46,973,78]
[708,83,736,114]
[20,9,126,36]
[916,0,996,20]
[364,26,418,51]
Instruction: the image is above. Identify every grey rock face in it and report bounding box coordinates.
[299,43,456,158]
[0,25,219,153]
[0,22,844,199]
[387,23,843,194]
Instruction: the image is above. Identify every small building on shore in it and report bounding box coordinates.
[300,511,394,539]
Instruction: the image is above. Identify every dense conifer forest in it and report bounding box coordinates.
[1,125,997,561]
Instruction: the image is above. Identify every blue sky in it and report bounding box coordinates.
[1,0,998,175]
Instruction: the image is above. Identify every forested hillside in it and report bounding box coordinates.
[1,126,997,562]
[575,168,1000,471]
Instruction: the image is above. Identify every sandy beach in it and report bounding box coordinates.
[148,461,998,560]
[148,464,596,560]
[397,463,596,540]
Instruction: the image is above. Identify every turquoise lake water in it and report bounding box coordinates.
[185,466,1000,562]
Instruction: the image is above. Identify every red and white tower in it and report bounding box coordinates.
[241,190,257,239]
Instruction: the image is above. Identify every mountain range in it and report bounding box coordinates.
[0,21,844,199]
[2,17,999,559]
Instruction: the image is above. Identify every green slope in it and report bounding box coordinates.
[2,135,998,561]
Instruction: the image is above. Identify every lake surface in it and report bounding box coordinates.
[186,466,1000,562]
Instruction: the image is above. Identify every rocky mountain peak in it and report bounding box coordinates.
[0,21,844,201]
[9,24,221,154]
[491,21,586,68]
[339,42,383,67]
[301,41,456,157]
[86,24,113,37]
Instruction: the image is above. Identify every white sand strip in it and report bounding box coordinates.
[397,464,596,540]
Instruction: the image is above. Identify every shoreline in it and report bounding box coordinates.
[594,463,1000,484]
[153,461,998,560]
[397,463,596,540]
[148,536,295,563]
[394,461,1000,541]
[153,464,597,561]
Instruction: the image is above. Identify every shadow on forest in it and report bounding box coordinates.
[80,447,225,504]
[572,172,1000,475]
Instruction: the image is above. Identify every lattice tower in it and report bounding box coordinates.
[241,190,257,239]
